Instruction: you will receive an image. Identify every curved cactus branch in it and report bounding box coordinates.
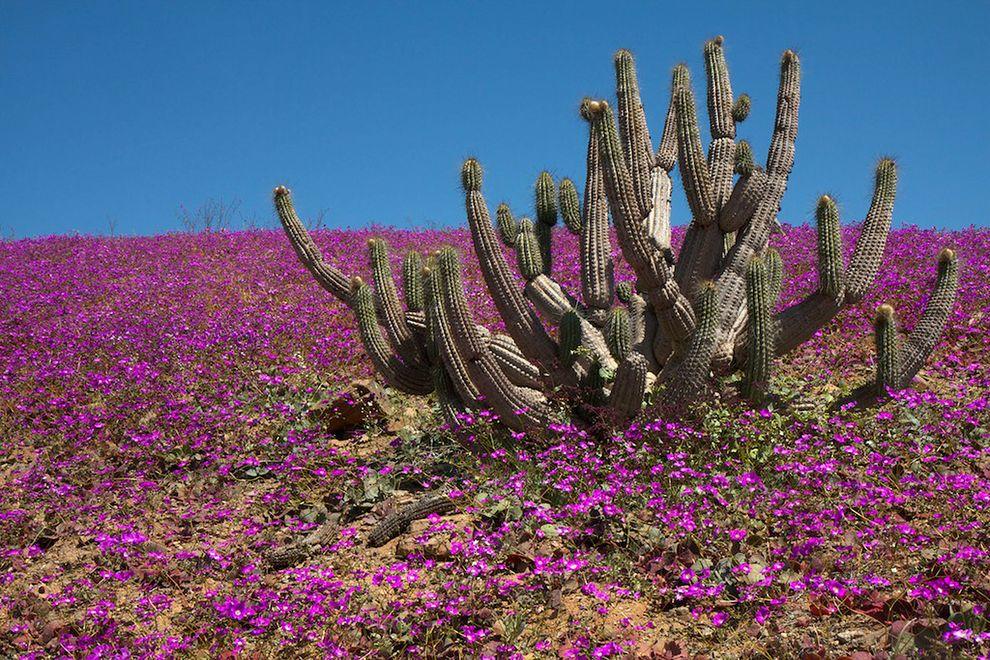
[368,238,424,367]
[274,187,351,303]
[351,279,432,395]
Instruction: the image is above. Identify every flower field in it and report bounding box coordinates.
[1,223,988,657]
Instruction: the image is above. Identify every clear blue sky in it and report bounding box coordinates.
[2,1,987,238]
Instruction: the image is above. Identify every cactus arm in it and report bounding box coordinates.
[588,101,658,278]
[368,238,424,366]
[662,281,719,403]
[614,49,655,218]
[579,119,615,319]
[766,248,783,303]
[769,195,847,356]
[815,196,845,300]
[703,36,737,209]
[719,166,767,233]
[434,248,550,430]
[273,187,352,303]
[897,248,960,384]
[742,256,775,401]
[402,251,425,312]
[589,100,697,347]
[773,161,895,356]
[671,61,722,299]
[535,171,557,276]
[523,274,617,372]
[646,166,674,251]
[765,50,801,188]
[351,279,433,395]
[424,265,482,405]
[844,159,898,303]
[515,219,545,281]
[488,333,544,390]
[460,159,559,371]
[672,64,717,228]
[496,203,519,247]
[558,178,583,235]
[646,76,678,251]
[605,307,632,361]
[711,50,802,349]
[608,353,649,418]
[873,304,901,395]
[558,310,582,367]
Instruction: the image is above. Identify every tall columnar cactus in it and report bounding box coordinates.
[274,37,961,432]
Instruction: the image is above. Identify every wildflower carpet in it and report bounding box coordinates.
[1,224,988,657]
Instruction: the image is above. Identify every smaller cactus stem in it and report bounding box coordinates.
[516,218,545,281]
[558,310,582,367]
[580,116,614,313]
[897,248,960,385]
[535,171,557,275]
[815,195,844,300]
[351,278,432,395]
[273,186,352,303]
[766,248,783,303]
[402,251,425,312]
[368,238,423,366]
[731,93,751,123]
[496,203,519,247]
[605,307,632,360]
[874,304,901,395]
[673,64,717,226]
[558,178,583,235]
[765,49,801,185]
[844,159,897,303]
[608,353,649,418]
[733,140,754,176]
[460,158,559,371]
[614,49,655,217]
[743,256,775,401]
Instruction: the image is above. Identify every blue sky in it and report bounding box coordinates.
[2,1,987,238]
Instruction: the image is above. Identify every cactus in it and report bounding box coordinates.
[605,307,632,361]
[276,37,960,432]
[535,171,556,275]
[615,281,634,304]
[558,178,582,235]
[515,218,544,281]
[495,203,519,247]
[742,256,775,401]
[402,251,425,312]
[366,495,456,547]
[874,304,900,395]
[558,310,583,367]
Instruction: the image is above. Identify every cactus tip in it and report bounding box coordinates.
[273,185,290,198]
[614,48,633,64]
[350,276,364,293]
[938,247,956,263]
[876,303,895,321]
[579,98,607,121]
[782,49,798,63]
[461,158,483,192]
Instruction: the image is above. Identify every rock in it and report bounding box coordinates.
[308,380,388,433]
